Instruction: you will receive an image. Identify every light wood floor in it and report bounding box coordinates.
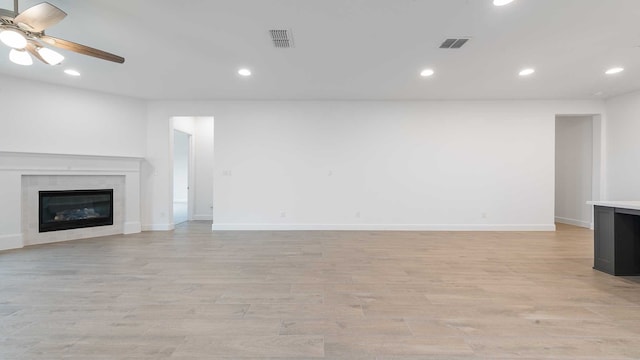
[1,222,640,359]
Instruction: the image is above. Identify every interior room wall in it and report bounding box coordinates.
[173,130,189,203]
[173,116,195,135]
[193,117,215,221]
[0,74,147,157]
[0,73,610,234]
[605,90,640,200]
[555,116,593,228]
[145,100,606,231]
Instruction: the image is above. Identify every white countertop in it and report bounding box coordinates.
[587,201,640,211]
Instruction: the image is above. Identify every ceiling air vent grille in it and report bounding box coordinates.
[269,29,294,48]
[440,38,470,49]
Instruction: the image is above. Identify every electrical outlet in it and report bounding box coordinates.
[280,211,286,218]
[356,211,361,218]
[482,212,487,219]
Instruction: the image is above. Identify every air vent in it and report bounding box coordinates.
[269,29,294,48]
[440,38,470,49]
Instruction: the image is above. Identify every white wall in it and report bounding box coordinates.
[145,100,606,231]
[2,72,623,247]
[605,91,640,200]
[173,116,195,135]
[0,73,609,234]
[193,118,215,220]
[173,130,189,202]
[0,74,147,157]
[555,116,593,228]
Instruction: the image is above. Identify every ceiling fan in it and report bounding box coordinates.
[0,0,124,66]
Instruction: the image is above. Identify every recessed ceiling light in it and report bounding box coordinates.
[593,91,605,97]
[519,68,535,76]
[493,0,515,6]
[420,69,435,77]
[64,69,81,76]
[605,67,624,75]
[238,68,252,77]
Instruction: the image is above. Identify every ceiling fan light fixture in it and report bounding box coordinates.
[37,47,64,65]
[9,48,33,65]
[0,29,27,49]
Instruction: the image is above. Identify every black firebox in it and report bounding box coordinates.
[39,189,114,233]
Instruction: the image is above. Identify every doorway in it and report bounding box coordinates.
[555,115,600,228]
[171,116,215,228]
[173,129,191,225]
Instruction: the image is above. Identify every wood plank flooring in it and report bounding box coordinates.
[1,222,640,359]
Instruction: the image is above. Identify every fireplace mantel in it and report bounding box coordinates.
[0,151,142,251]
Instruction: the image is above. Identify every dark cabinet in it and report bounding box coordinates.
[593,205,640,276]
[594,206,615,274]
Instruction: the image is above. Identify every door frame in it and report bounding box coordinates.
[554,114,603,229]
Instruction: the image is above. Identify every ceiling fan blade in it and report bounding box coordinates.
[40,35,125,64]
[25,42,48,64]
[14,2,67,32]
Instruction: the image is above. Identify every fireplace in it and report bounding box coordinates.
[39,189,114,233]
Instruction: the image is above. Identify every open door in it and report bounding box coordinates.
[173,129,191,225]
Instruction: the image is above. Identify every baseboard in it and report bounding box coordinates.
[211,223,556,232]
[123,221,142,234]
[555,217,591,229]
[0,233,23,251]
[142,223,175,231]
[192,214,213,221]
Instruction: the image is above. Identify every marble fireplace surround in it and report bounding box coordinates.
[0,152,142,251]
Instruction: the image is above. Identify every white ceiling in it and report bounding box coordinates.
[1,0,640,100]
